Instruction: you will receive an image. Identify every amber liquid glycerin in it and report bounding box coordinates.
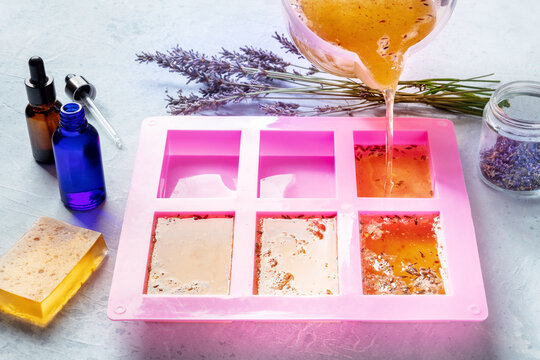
[298,0,437,89]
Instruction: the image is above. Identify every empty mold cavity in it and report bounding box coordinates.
[258,131,335,198]
[145,213,235,295]
[254,213,339,295]
[359,213,447,295]
[353,131,433,198]
[158,131,241,198]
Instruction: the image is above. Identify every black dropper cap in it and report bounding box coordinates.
[25,56,57,106]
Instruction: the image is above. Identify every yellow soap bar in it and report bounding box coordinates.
[0,217,107,326]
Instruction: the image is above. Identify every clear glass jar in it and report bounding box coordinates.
[477,81,540,196]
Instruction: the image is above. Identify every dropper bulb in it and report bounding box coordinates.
[28,56,47,85]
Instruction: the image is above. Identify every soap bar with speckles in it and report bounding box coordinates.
[0,217,107,326]
[147,216,234,295]
[255,216,339,295]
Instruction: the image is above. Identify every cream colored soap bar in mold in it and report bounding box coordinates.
[147,217,234,295]
[256,217,339,295]
[0,217,108,326]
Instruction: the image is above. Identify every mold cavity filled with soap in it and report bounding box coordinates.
[360,213,447,295]
[353,131,433,198]
[254,215,339,295]
[146,214,234,295]
[355,144,433,197]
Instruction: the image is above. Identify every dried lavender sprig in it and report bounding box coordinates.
[272,32,303,57]
[165,71,495,116]
[259,101,300,116]
[137,48,243,99]
[238,66,495,115]
[220,47,290,73]
[138,46,284,104]
[166,91,221,115]
[138,34,498,116]
[136,48,240,84]
[271,32,318,75]
[165,72,495,116]
[167,82,275,115]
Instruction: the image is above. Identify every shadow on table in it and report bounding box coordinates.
[37,162,57,179]
[122,320,495,359]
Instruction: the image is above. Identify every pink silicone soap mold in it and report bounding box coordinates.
[108,116,487,322]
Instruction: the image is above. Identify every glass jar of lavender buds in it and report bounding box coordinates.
[478,81,540,195]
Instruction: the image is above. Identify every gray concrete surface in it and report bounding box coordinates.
[0,1,538,359]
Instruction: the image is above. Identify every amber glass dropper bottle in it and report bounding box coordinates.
[24,56,62,163]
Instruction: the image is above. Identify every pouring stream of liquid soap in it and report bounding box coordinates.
[299,0,437,195]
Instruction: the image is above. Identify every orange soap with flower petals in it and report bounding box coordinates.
[355,144,433,198]
[360,214,446,295]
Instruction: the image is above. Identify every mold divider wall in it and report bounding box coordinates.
[332,128,361,294]
[228,209,257,296]
[333,128,357,201]
[336,210,362,295]
[229,129,260,296]
[235,129,260,199]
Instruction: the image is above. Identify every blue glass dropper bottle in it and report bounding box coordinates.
[52,102,106,210]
